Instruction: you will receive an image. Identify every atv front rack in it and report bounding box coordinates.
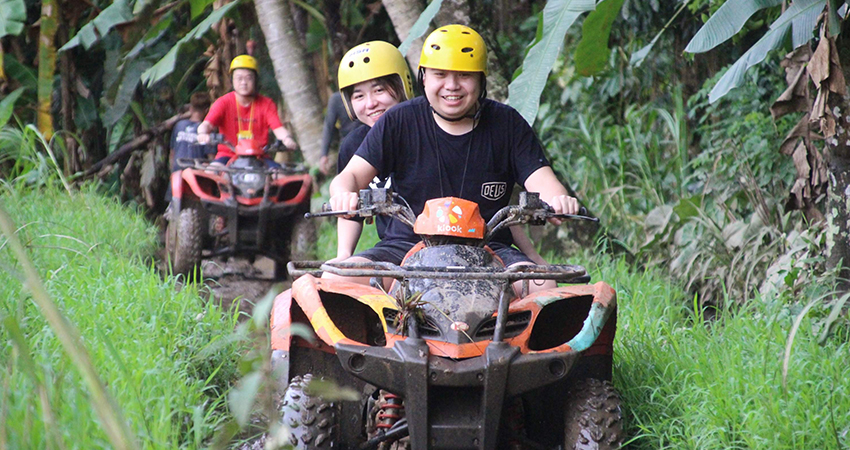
[287,260,591,284]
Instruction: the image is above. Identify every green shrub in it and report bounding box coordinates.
[572,253,850,449]
[0,184,243,449]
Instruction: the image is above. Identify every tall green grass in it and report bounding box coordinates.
[0,184,243,449]
[316,216,380,261]
[580,255,850,450]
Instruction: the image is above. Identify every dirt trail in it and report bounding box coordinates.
[196,256,290,315]
[154,237,290,316]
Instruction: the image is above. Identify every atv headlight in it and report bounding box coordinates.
[232,172,265,196]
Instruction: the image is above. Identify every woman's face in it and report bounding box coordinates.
[350,80,399,127]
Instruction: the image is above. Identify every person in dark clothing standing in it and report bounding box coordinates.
[169,92,214,172]
[319,92,358,175]
[166,92,214,201]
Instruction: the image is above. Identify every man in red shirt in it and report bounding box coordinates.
[197,55,297,164]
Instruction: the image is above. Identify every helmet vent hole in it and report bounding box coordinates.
[364,57,371,63]
[440,29,448,32]
[348,61,354,68]
[461,47,473,53]
[461,31,470,34]
[431,44,441,50]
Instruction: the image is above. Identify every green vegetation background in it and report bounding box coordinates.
[1,179,847,448]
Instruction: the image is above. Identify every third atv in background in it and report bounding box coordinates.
[166,135,314,278]
[271,188,622,449]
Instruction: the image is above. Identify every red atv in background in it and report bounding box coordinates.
[271,189,622,450]
[166,135,314,278]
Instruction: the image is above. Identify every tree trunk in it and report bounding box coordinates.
[37,0,58,141]
[58,24,81,175]
[382,0,426,68]
[434,0,470,26]
[826,40,850,289]
[323,0,345,64]
[254,0,325,167]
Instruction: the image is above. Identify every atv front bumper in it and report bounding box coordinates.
[335,339,581,449]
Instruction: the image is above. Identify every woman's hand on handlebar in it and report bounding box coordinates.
[546,194,580,225]
[329,191,360,219]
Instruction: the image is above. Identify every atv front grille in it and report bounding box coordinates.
[473,311,532,340]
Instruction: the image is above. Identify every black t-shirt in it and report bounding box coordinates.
[355,96,549,245]
[170,119,215,172]
[338,123,369,171]
[339,123,394,239]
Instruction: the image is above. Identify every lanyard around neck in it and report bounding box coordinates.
[236,99,255,134]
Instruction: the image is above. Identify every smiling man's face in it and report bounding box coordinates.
[423,68,481,120]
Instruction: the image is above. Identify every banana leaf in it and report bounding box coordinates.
[708,0,825,103]
[508,0,596,125]
[0,0,25,39]
[140,1,240,87]
[684,0,784,53]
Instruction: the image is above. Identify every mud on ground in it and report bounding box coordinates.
[195,256,289,316]
[154,240,290,317]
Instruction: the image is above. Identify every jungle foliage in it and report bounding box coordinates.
[2,0,850,448]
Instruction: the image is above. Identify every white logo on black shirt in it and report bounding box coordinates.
[481,182,506,201]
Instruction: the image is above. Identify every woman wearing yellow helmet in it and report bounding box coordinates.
[329,25,579,293]
[331,41,414,266]
[197,54,298,165]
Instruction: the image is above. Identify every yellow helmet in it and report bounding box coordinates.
[230,55,258,74]
[419,25,487,75]
[338,41,414,121]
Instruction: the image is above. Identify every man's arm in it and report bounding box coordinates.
[523,166,579,221]
[321,100,339,157]
[196,121,214,144]
[320,111,337,175]
[329,155,379,213]
[272,126,297,150]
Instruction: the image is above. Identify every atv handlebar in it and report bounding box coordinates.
[305,189,417,227]
[192,133,294,153]
[306,188,597,243]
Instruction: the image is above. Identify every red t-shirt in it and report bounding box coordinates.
[204,92,284,159]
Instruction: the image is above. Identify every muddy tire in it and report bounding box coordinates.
[290,216,317,261]
[166,205,202,276]
[563,378,624,450]
[281,374,338,449]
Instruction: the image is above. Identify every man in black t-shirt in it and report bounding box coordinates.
[329,25,578,291]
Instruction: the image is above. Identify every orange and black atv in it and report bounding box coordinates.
[271,189,622,450]
[166,135,314,278]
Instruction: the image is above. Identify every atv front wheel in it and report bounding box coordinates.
[166,205,202,276]
[274,216,317,279]
[290,216,317,261]
[563,378,624,450]
[281,374,338,449]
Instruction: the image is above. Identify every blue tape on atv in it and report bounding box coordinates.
[566,302,607,352]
